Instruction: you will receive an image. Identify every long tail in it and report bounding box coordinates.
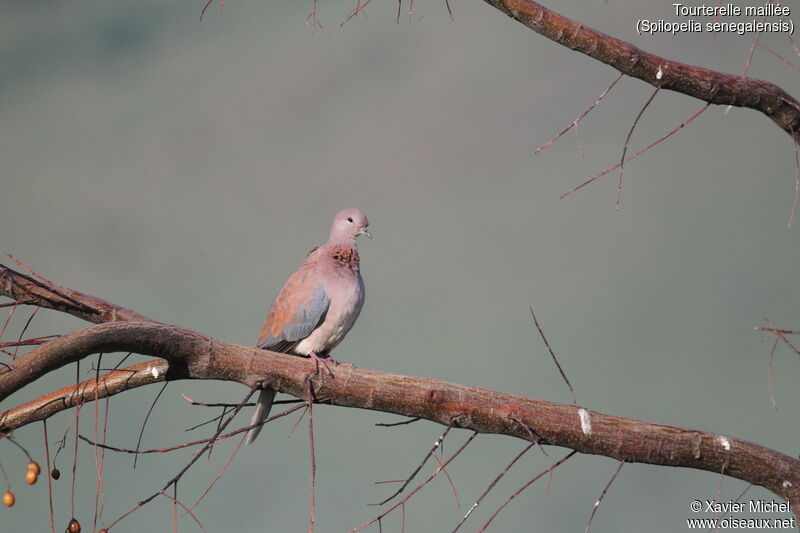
[245,387,276,445]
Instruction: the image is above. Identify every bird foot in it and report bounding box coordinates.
[309,352,335,377]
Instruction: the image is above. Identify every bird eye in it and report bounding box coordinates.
[347,217,353,222]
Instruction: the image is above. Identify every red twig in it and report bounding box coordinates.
[530,308,576,404]
[12,307,40,359]
[161,491,209,533]
[341,0,375,26]
[186,431,247,514]
[451,442,534,532]
[617,87,660,210]
[172,483,178,533]
[432,453,461,510]
[789,128,800,228]
[307,380,316,533]
[5,254,54,285]
[72,362,81,518]
[104,387,258,530]
[348,432,479,533]
[374,424,454,505]
[534,73,624,156]
[0,299,20,341]
[562,104,710,199]
[80,403,307,455]
[583,461,624,533]
[476,451,577,533]
[44,419,55,533]
[762,319,800,357]
[757,42,800,72]
[768,338,779,411]
[133,382,169,468]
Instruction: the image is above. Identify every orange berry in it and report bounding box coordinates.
[2,491,14,507]
[27,461,41,475]
[67,518,81,533]
[25,470,37,485]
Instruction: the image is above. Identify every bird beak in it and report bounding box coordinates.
[361,228,372,239]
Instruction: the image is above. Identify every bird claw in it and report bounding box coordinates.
[309,352,335,377]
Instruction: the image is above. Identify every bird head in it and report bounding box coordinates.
[330,208,371,242]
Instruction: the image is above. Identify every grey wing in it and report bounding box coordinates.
[257,282,330,353]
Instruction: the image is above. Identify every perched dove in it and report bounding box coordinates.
[245,208,371,444]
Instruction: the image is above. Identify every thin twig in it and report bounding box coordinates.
[617,87,660,211]
[373,425,453,505]
[477,451,578,533]
[348,432,479,533]
[768,338,779,411]
[375,417,421,427]
[134,382,169,468]
[789,127,799,228]
[534,73,623,155]
[43,419,55,533]
[562,104,710,199]
[161,491,209,533]
[186,431,248,514]
[6,435,33,462]
[432,453,460,509]
[451,442,535,532]
[13,307,40,359]
[105,386,259,530]
[508,415,548,456]
[71,362,81,518]
[307,380,316,533]
[530,308,576,404]
[757,42,800,72]
[80,403,307,456]
[763,318,800,356]
[584,461,624,533]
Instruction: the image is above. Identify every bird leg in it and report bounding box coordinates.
[309,351,335,377]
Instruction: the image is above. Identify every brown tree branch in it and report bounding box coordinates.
[481,0,800,142]
[0,360,168,436]
[0,263,154,324]
[1,320,799,517]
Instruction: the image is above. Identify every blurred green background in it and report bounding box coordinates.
[2,0,799,531]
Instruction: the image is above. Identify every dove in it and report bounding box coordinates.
[246,208,370,444]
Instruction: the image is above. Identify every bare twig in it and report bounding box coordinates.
[477,450,578,533]
[374,424,453,505]
[757,42,800,73]
[617,87,660,210]
[80,403,307,455]
[432,453,461,510]
[349,432,479,532]
[768,338,779,411]
[534,73,623,155]
[375,417,421,427]
[186,431,248,514]
[307,380,317,533]
[562,104,710,199]
[451,442,535,532]
[530,308,575,404]
[789,128,800,228]
[43,420,55,533]
[134,382,169,468]
[584,461,624,533]
[105,386,258,530]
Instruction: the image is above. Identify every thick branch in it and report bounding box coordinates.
[2,321,799,510]
[482,0,800,141]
